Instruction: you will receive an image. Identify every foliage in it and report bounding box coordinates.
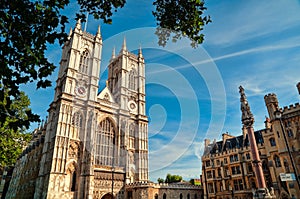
[157,177,164,183]
[153,0,211,47]
[76,0,126,24]
[165,173,183,183]
[0,89,38,169]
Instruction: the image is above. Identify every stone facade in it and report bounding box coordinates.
[202,83,300,199]
[125,182,202,199]
[6,21,148,199]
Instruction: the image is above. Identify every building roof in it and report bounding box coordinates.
[203,130,264,156]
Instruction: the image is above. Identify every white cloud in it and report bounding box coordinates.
[205,0,300,46]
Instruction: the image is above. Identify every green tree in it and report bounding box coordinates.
[157,177,164,183]
[165,173,183,183]
[0,88,38,170]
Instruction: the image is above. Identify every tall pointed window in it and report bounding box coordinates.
[72,112,82,128]
[67,162,77,192]
[71,171,76,191]
[129,69,137,90]
[274,155,281,167]
[163,193,167,199]
[95,118,115,166]
[79,50,89,74]
[129,123,135,149]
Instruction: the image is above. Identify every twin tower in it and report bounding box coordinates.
[7,21,149,199]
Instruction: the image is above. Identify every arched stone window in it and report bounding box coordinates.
[163,193,167,199]
[187,193,190,199]
[274,155,281,167]
[129,69,137,90]
[287,129,294,137]
[180,193,183,199]
[71,171,76,191]
[194,194,197,199]
[95,118,115,166]
[129,123,135,149]
[72,112,83,128]
[284,159,290,173]
[79,49,89,74]
[154,194,158,199]
[262,160,268,171]
[66,162,77,192]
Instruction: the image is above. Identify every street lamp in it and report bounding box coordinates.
[274,109,300,190]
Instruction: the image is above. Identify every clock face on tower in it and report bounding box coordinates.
[128,100,137,112]
[75,85,87,97]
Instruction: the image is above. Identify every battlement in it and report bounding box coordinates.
[264,93,278,104]
[283,102,300,112]
[83,31,96,40]
[125,182,201,190]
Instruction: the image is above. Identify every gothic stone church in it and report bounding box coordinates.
[5,22,202,199]
[6,20,149,199]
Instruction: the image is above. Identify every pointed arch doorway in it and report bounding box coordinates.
[102,193,113,199]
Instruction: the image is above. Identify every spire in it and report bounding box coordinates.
[96,25,101,38]
[138,45,143,58]
[110,47,115,61]
[44,116,48,128]
[239,86,254,127]
[121,37,127,52]
[75,19,81,32]
[40,119,44,130]
[68,27,73,39]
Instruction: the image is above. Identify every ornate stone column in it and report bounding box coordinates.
[239,86,266,197]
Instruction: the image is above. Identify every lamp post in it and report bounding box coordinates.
[274,109,300,191]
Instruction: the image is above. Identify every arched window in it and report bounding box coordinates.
[67,162,77,192]
[287,129,294,137]
[269,137,276,146]
[187,193,190,199]
[154,194,158,199]
[95,118,115,166]
[129,123,135,149]
[250,178,256,189]
[262,160,268,171]
[180,193,183,199]
[284,159,290,173]
[71,171,76,191]
[163,193,167,199]
[274,155,281,167]
[72,112,82,128]
[129,69,137,90]
[79,49,89,74]
[194,194,197,199]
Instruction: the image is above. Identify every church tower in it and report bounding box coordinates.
[27,22,148,199]
[34,20,103,198]
[107,38,148,183]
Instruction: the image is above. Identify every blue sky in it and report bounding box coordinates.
[23,0,300,181]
